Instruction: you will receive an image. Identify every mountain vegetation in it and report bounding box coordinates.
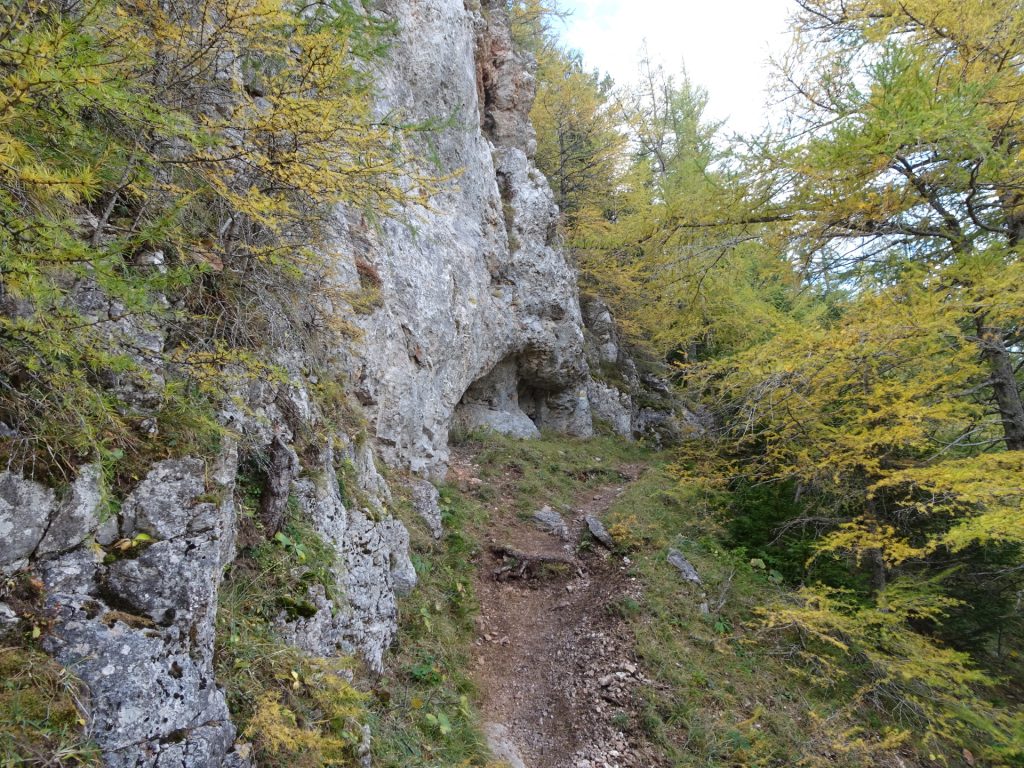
[2,0,1022,766]
[0,0,432,483]
[515,0,1024,763]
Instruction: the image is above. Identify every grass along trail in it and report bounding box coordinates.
[372,432,921,768]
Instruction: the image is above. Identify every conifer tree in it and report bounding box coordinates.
[518,1,1024,759]
[0,0,433,477]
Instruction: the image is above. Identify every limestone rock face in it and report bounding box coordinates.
[5,430,413,766]
[1,465,110,575]
[0,472,57,574]
[280,452,416,672]
[582,296,623,367]
[588,380,634,439]
[0,2,615,765]
[335,0,593,478]
[37,465,105,557]
[37,459,242,768]
[409,478,444,540]
[581,295,707,445]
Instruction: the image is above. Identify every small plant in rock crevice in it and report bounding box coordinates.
[214,497,365,766]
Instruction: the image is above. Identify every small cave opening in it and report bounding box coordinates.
[515,380,544,427]
[450,348,593,445]
[451,357,541,441]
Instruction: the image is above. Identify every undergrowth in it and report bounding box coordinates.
[215,490,368,768]
[443,431,942,766]
[604,467,924,767]
[0,643,99,767]
[369,484,495,767]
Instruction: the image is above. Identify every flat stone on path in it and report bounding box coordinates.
[585,515,615,549]
[532,506,569,540]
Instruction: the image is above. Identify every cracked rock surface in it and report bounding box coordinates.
[37,459,244,768]
[334,0,594,479]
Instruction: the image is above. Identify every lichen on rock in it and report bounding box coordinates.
[336,0,594,479]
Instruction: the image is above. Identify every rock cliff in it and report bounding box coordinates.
[0,2,604,765]
[335,0,593,479]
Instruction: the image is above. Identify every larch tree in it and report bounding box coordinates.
[510,0,626,230]
[532,49,624,227]
[539,0,1024,760]
[773,0,1024,451]
[678,1,1024,760]
[0,0,435,478]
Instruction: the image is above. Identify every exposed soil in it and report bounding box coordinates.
[449,451,665,768]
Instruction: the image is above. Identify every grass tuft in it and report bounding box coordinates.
[0,644,99,767]
[368,484,497,767]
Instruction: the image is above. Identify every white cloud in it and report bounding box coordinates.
[555,0,795,136]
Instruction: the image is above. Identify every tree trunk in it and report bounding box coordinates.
[976,317,1024,451]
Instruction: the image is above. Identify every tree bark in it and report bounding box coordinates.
[976,317,1024,451]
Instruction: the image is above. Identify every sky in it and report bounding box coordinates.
[554,0,795,137]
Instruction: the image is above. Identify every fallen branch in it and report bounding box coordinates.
[490,545,578,580]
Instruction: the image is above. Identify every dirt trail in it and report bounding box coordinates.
[450,451,664,768]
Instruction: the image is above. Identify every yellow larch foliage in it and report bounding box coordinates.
[0,0,438,475]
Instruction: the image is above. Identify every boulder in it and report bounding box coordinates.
[586,515,616,549]
[667,549,702,585]
[0,472,56,573]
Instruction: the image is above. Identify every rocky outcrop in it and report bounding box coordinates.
[333,0,593,478]
[588,380,635,438]
[1,459,243,767]
[2,420,413,766]
[279,447,416,671]
[582,295,706,446]
[221,382,417,674]
[0,2,656,766]
[409,478,444,540]
[0,465,107,576]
